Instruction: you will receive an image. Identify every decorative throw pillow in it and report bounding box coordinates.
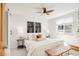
[32,34,37,40]
[36,34,46,41]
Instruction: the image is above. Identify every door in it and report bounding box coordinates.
[0,3,5,56]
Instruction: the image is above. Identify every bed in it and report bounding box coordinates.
[24,38,64,56]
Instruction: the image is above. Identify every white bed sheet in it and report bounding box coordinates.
[24,38,64,56]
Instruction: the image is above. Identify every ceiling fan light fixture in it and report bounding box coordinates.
[36,7,54,15]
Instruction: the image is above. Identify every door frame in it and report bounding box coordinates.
[0,3,5,56]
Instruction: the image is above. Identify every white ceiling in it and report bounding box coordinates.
[6,3,79,19]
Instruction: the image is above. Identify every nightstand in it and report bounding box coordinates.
[17,37,25,49]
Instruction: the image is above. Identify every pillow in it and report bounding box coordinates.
[36,34,46,41]
[31,34,46,41]
[32,34,37,40]
[36,34,42,38]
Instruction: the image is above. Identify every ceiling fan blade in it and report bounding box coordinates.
[47,10,54,13]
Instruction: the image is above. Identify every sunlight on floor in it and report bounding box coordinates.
[10,48,27,56]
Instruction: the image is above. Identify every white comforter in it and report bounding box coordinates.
[24,38,64,56]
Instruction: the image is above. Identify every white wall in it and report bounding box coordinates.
[9,12,49,49]
[7,4,79,49]
[72,11,79,35]
[48,11,79,46]
[48,18,56,38]
[48,12,73,38]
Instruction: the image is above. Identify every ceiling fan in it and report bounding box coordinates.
[36,7,54,15]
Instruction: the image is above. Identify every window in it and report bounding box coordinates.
[27,21,34,33]
[58,25,64,30]
[27,21,41,33]
[35,22,41,33]
[57,24,72,33]
[64,25,72,33]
